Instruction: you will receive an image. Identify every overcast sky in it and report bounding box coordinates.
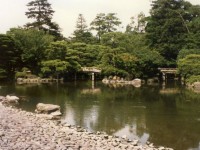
[0,0,199,37]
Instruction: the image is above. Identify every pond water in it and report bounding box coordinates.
[0,81,200,150]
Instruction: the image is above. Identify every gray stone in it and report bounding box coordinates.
[122,135,127,140]
[132,140,139,146]
[35,103,60,114]
[6,95,19,101]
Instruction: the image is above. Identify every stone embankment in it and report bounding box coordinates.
[102,77,142,87]
[0,101,173,150]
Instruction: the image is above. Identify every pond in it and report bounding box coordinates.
[0,81,200,150]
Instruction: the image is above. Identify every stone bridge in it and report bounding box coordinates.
[81,67,101,73]
[158,68,178,81]
[81,67,102,81]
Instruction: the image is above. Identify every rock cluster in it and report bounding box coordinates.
[0,101,173,150]
[0,95,19,105]
[35,103,62,119]
[102,76,142,87]
[17,77,64,84]
[187,82,200,93]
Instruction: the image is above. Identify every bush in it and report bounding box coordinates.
[186,75,200,84]
[15,71,26,78]
[178,54,200,78]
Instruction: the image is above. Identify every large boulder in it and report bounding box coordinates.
[35,103,61,114]
[5,95,19,103]
[1,95,19,105]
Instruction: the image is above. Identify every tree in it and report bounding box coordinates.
[105,13,121,32]
[126,12,146,33]
[72,14,94,43]
[0,34,20,80]
[45,41,67,60]
[25,0,63,40]
[184,5,200,49]
[178,54,200,78]
[101,32,128,49]
[101,32,164,78]
[178,49,200,60]
[90,13,121,42]
[41,59,69,78]
[7,28,54,74]
[146,0,195,66]
[66,42,101,67]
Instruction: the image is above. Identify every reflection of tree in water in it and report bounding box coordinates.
[89,85,154,136]
[145,90,200,150]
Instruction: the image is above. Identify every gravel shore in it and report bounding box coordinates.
[0,102,173,150]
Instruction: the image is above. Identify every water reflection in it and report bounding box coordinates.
[0,81,200,150]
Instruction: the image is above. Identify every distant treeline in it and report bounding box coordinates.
[0,0,200,82]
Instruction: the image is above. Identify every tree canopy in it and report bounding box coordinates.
[0,34,20,80]
[146,0,200,66]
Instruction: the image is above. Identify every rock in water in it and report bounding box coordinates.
[5,95,19,103]
[132,78,141,87]
[35,103,60,114]
[6,95,19,100]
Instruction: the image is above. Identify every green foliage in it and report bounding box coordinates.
[90,13,121,42]
[7,28,54,74]
[126,12,146,33]
[145,0,199,66]
[100,65,128,77]
[101,32,164,78]
[0,68,6,79]
[178,49,200,59]
[0,34,20,80]
[45,41,67,60]
[66,42,102,67]
[98,44,138,78]
[178,54,200,78]
[41,59,69,78]
[186,75,200,84]
[72,14,95,44]
[4,3,200,81]
[15,71,27,78]
[25,0,63,40]
[101,32,128,49]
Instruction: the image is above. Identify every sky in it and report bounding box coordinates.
[0,0,200,37]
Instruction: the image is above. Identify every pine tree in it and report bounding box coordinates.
[72,14,94,43]
[25,0,63,40]
[90,13,121,42]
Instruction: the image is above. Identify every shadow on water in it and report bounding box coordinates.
[0,81,200,150]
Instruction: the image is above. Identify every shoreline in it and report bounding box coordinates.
[0,102,173,150]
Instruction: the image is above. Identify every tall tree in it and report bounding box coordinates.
[72,14,94,43]
[90,13,121,42]
[146,0,194,66]
[0,34,20,80]
[105,13,121,32]
[126,12,146,33]
[25,0,63,40]
[184,5,200,49]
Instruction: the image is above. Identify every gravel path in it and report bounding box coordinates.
[0,102,172,150]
